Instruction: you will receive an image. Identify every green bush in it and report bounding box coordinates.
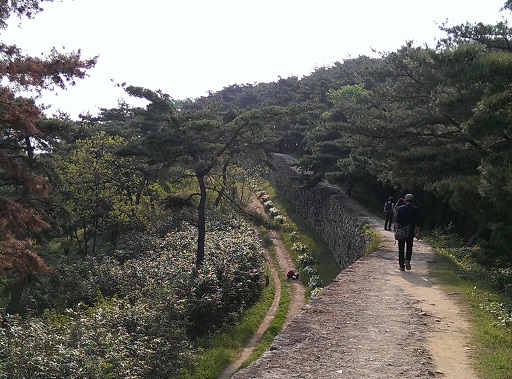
[6,211,266,377]
[0,296,191,378]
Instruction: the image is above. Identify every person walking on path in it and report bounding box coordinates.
[395,193,420,271]
[393,197,404,231]
[383,196,394,230]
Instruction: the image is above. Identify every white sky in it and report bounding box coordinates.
[1,0,509,119]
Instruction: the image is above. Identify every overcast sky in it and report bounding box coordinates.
[1,0,509,119]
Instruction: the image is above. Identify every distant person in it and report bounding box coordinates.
[346,181,354,198]
[395,193,420,271]
[287,269,300,280]
[383,197,394,231]
[393,198,404,231]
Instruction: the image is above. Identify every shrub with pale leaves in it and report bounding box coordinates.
[13,211,266,378]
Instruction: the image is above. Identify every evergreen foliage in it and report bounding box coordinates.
[2,1,512,376]
[106,85,281,267]
[0,0,96,314]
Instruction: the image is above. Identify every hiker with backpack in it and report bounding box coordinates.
[383,197,394,231]
[394,193,421,271]
[393,198,404,231]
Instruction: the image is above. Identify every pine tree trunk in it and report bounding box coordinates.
[196,174,207,267]
[6,279,27,315]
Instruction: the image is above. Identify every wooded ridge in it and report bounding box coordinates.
[1,1,512,377]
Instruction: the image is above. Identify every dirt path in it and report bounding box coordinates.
[361,206,477,379]
[219,196,306,379]
[231,195,477,379]
[247,195,306,328]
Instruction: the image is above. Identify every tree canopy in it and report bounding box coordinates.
[104,86,281,266]
[1,0,512,315]
[0,0,96,313]
[1,2,512,376]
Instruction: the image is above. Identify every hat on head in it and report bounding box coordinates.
[404,193,414,201]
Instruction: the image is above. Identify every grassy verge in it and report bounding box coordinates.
[427,245,512,379]
[363,223,380,254]
[239,246,291,369]
[180,179,344,377]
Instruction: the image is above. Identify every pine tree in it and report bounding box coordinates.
[0,0,96,314]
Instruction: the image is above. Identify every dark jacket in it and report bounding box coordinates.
[395,203,420,229]
[384,201,394,214]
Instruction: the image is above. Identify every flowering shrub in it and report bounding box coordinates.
[263,200,274,210]
[274,215,287,224]
[9,211,266,377]
[0,296,191,378]
[292,242,306,252]
[308,275,323,290]
[311,286,323,298]
[430,233,512,326]
[268,207,280,218]
[479,300,512,327]
[302,265,317,276]
[298,252,316,268]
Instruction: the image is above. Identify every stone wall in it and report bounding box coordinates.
[267,154,368,270]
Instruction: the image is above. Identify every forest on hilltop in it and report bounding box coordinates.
[1,0,512,377]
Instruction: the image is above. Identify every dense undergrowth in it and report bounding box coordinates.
[428,228,512,304]
[177,264,278,379]
[0,212,267,378]
[0,176,346,378]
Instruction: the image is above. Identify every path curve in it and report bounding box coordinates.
[248,195,306,329]
[219,195,306,378]
[232,193,477,379]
